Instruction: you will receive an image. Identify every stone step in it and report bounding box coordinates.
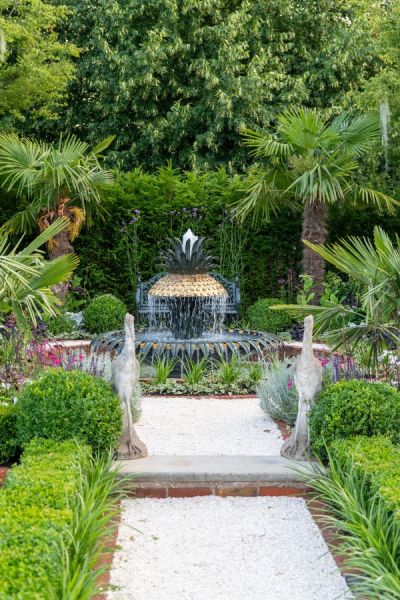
[116,455,320,497]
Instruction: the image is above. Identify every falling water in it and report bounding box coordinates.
[380,98,391,172]
[148,293,227,339]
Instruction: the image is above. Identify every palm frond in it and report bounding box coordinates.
[351,185,400,214]
[241,129,293,159]
[235,168,298,223]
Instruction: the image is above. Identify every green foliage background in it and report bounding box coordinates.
[70,165,400,311]
[0,0,77,130]
[51,0,378,170]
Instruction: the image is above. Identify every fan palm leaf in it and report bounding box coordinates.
[0,218,79,329]
[237,108,398,297]
[0,134,114,249]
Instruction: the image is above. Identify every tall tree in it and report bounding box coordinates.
[0,0,78,130]
[236,108,398,299]
[0,134,113,257]
[52,0,378,170]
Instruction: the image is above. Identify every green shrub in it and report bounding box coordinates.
[0,404,18,464]
[0,439,90,599]
[331,436,400,518]
[83,293,126,333]
[16,369,122,454]
[247,298,293,333]
[44,314,76,337]
[310,380,400,458]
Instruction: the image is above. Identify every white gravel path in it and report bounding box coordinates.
[136,396,283,455]
[108,496,351,600]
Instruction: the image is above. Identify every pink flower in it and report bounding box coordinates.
[79,354,84,361]
[287,379,294,390]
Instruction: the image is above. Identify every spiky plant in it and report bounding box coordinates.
[161,235,214,274]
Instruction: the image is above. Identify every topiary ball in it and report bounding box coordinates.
[310,379,400,459]
[0,404,18,464]
[83,294,126,333]
[247,298,293,333]
[16,369,122,454]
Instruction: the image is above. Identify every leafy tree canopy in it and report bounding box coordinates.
[0,0,78,129]
[54,0,378,171]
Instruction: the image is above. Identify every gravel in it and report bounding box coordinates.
[136,396,283,455]
[108,496,351,600]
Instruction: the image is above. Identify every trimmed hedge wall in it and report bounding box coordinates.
[74,167,302,311]
[0,404,18,464]
[0,439,91,599]
[332,436,400,519]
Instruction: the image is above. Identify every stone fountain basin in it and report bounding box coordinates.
[91,328,280,362]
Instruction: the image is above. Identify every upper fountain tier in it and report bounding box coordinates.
[148,229,227,299]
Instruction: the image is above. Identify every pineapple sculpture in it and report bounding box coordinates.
[149,229,228,339]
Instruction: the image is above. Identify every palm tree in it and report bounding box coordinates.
[0,218,79,330]
[0,134,114,258]
[237,108,398,300]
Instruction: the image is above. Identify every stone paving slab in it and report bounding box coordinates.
[117,454,319,482]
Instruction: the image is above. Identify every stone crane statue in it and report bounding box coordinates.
[281,315,322,461]
[111,313,148,459]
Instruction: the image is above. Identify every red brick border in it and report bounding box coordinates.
[0,466,9,485]
[143,394,259,399]
[130,481,308,498]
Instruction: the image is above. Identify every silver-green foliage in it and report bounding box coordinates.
[257,358,298,425]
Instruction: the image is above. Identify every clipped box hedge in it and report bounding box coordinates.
[0,439,90,599]
[331,435,400,519]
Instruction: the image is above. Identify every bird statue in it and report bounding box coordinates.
[281,314,322,460]
[112,313,148,459]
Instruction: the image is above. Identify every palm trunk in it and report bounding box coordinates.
[48,229,74,259]
[301,199,327,303]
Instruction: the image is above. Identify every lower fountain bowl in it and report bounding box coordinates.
[90,328,280,363]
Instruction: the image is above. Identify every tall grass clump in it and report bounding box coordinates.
[57,452,127,599]
[302,444,400,599]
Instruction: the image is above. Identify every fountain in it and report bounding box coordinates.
[91,229,278,363]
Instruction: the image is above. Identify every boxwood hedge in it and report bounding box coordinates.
[331,436,400,520]
[0,439,91,599]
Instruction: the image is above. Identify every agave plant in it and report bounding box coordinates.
[0,134,114,258]
[0,218,78,329]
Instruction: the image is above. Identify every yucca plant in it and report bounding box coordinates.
[216,355,243,385]
[0,134,114,258]
[182,357,208,385]
[153,356,176,384]
[237,108,398,299]
[0,217,78,329]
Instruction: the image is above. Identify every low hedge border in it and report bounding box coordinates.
[0,438,91,599]
[331,435,400,519]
